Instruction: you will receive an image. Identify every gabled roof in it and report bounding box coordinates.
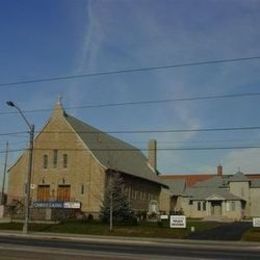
[160,174,215,187]
[185,187,243,201]
[193,176,229,188]
[251,179,260,188]
[167,179,186,195]
[245,174,260,179]
[228,171,249,182]
[64,113,167,187]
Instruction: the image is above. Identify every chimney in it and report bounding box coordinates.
[217,164,223,176]
[148,139,157,173]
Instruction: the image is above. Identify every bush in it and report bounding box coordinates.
[87,214,94,222]
[157,221,163,228]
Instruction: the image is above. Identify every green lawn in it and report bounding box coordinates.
[0,220,221,239]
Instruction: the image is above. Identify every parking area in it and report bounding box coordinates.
[187,222,252,240]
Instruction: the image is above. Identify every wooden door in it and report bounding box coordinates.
[57,185,71,201]
[37,185,50,201]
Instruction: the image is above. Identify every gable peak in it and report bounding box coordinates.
[52,97,65,118]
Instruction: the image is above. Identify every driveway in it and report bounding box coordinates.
[187,222,252,241]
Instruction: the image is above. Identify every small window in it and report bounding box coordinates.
[203,201,206,211]
[197,201,201,211]
[124,186,129,196]
[63,154,68,168]
[131,188,135,199]
[226,202,230,212]
[189,200,193,205]
[231,201,236,211]
[53,149,58,168]
[43,154,48,169]
[81,184,84,195]
[135,190,138,199]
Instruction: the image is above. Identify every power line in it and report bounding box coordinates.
[1,125,260,136]
[0,56,260,88]
[2,145,260,154]
[36,126,260,134]
[131,137,259,144]
[0,131,27,136]
[1,92,260,116]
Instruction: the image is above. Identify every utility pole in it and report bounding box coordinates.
[23,124,34,233]
[6,101,35,234]
[109,172,114,232]
[109,187,113,232]
[1,142,8,205]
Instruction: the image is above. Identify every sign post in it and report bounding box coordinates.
[170,215,186,228]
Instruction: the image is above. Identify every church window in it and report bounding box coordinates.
[53,149,58,168]
[43,154,48,169]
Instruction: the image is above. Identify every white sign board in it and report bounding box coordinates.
[0,205,4,218]
[253,217,260,227]
[170,215,186,228]
[63,202,81,209]
[160,215,169,220]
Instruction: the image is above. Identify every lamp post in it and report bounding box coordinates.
[0,142,8,205]
[6,101,35,234]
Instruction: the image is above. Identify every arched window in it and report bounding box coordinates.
[63,154,68,168]
[53,149,58,168]
[81,184,84,195]
[43,154,48,169]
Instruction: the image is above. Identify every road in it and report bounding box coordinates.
[0,233,260,259]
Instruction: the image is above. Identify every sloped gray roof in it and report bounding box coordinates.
[229,171,249,182]
[185,187,243,201]
[167,179,186,195]
[65,114,167,187]
[251,179,260,188]
[193,176,228,188]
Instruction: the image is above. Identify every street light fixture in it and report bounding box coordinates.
[6,101,35,234]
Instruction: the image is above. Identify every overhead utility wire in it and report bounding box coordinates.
[1,125,260,136]
[0,131,27,136]
[1,92,260,116]
[0,56,260,88]
[3,146,260,154]
[37,126,260,134]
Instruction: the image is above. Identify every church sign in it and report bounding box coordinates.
[253,217,260,227]
[170,215,186,228]
[32,201,80,209]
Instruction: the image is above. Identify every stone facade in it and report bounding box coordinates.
[160,170,260,220]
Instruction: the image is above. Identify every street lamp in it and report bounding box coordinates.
[6,101,35,234]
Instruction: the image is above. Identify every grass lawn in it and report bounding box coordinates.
[242,227,260,242]
[0,220,221,239]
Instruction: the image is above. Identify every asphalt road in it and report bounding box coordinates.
[0,234,260,259]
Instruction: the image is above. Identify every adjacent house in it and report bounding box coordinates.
[7,101,167,218]
[161,166,260,220]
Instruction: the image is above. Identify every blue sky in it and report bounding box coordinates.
[1,0,260,178]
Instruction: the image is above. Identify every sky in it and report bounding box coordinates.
[1,0,260,182]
